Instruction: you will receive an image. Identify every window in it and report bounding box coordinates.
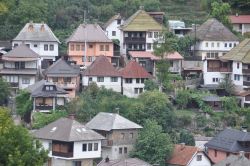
[81,44,85,51]
[154,32,158,38]
[52,77,58,82]
[117,19,121,25]
[49,44,54,51]
[111,77,118,82]
[105,45,109,51]
[89,44,93,48]
[211,42,214,47]
[212,78,219,83]
[225,43,227,47]
[234,74,240,81]
[239,24,242,30]
[73,161,81,166]
[82,56,86,62]
[112,31,116,36]
[26,44,30,48]
[237,63,240,69]
[64,77,71,83]
[215,150,217,157]
[229,43,232,47]
[139,61,146,67]
[205,42,208,47]
[87,56,93,62]
[89,77,92,82]
[45,86,54,91]
[129,133,133,139]
[206,52,219,59]
[141,78,145,83]
[124,147,127,154]
[88,143,92,151]
[44,44,48,51]
[136,78,140,83]
[49,142,52,151]
[70,44,74,51]
[217,42,220,47]
[134,88,143,94]
[147,43,152,50]
[121,133,125,139]
[94,143,98,151]
[125,78,132,84]
[119,147,123,154]
[97,77,104,82]
[148,32,152,38]
[234,43,237,47]
[14,43,18,47]
[22,78,30,84]
[76,44,80,51]
[34,44,38,47]
[82,144,87,151]
[100,45,104,51]
[196,155,202,161]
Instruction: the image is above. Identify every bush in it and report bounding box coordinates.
[175,89,190,109]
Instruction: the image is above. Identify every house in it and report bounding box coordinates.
[165,51,184,75]
[86,112,142,160]
[205,128,250,164]
[33,117,105,166]
[214,152,250,166]
[120,60,153,98]
[82,56,122,93]
[103,13,124,41]
[12,22,60,69]
[119,7,163,54]
[166,144,211,166]
[147,11,165,25]
[43,58,80,98]
[67,24,113,66]
[97,157,152,166]
[229,15,250,35]
[168,20,193,38]
[190,18,239,86]
[26,80,68,112]
[202,95,222,111]
[0,44,39,91]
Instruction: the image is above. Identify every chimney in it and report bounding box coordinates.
[28,20,34,32]
[180,143,185,150]
[105,156,109,162]
[40,22,45,32]
[68,114,75,120]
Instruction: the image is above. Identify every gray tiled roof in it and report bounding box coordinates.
[33,117,105,142]
[66,24,112,43]
[97,158,152,166]
[13,23,60,43]
[3,44,39,58]
[86,112,142,131]
[190,18,239,41]
[44,59,80,77]
[214,154,250,166]
[205,128,250,153]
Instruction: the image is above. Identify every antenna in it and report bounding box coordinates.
[84,10,87,67]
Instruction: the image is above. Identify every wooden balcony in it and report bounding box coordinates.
[102,140,113,147]
[52,151,73,158]
[243,69,250,74]
[35,105,53,111]
[243,81,250,87]
[207,67,232,72]
[124,37,146,43]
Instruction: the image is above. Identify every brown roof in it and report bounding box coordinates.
[83,56,121,77]
[2,44,39,61]
[190,18,239,41]
[167,144,200,166]
[164,51,184,60]
[67,24,112,43]
[120,61,153,78]
[230,15,250,24]
[128,51,158,60]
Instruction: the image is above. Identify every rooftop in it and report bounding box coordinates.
[229,15,250,24]
[86,112,142,131]
[214,154,250,166]
[97,158,152,166]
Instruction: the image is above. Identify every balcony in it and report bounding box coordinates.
[124,37,146,43]
[243,81,250,87]
[56,82,76,89]
[52,151,73,158]
[9,82,19,88]
[35,105,53,111]
[243,69,250,74]
[207,67,232,72]
[102,140,113,147]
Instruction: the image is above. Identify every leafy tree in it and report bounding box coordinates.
[0,107,48,165]
[130,120,173,166]
[176,89,190,109]
[222,96,239,112]
[16,90,32,122]
[219,74,235,96]
[179,130,195,146]
[0,78,10,106]
[144,79,159,91]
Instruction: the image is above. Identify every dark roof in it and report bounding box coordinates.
[120,61,153,78]
[220,39,250,63]
[103,14,122,29]
[86,112,142,131]
[97,158,152,166]
[83,56,121,77]
[13,22,60,43]
[33,117,105,142]
[27,80,68,97]
[214,154,250,166]
[190,18,239,41]
[2,44,39,61]
[44,59,80,77]
[205,128,250,153]
[67,24,112,43]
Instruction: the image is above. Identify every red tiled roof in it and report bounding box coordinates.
[120,60,153,78]
[167,144,200,166]
[164,51,184,60]
[129,51,183,60]
[83,55,121,77]
[229,15,250,24]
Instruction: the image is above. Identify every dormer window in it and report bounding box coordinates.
[45,85,54,91]
[117,19,121,25]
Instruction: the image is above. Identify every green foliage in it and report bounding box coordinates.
[219,74,235,96]
[155,60,171,91]
[32,110,68,129]
[179,130,195,146]
[176,89,191,109]
[0,107,48,166]
[130,120,173,166]
[0,78,10,105]
[221,96,239,112]
[16,90,32,117]
[177,36,195,57]
[144,79,159,91]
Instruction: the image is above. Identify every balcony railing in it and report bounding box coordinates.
[243,69,250,74]
[52,151,73,158]
[124,37,146,43]
[35,105,53,110]
[9,82,19,87]
[102,140,113,147]
[243,81,250,87]
[207,67,232,72]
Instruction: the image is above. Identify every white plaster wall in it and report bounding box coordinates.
[19,76,36,89]
[188,152,211,166]
[120,31,125,54]
[105,19,124,40]
[122,78,145,98]
[169,60,182,74]
[194,41,239,52]
[232,61,243,86]
[73,141,102,159]
[203,72,225,85]
[40,139,52,156]
[243,24,250,34]
[57,97,65,105]
[145,31,162,52]
[102,145,134,160]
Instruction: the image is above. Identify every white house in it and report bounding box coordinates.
[168,20,192,38]
[120,60,153,98]
[167,144,211,166]
[0,44,39,92]
[230,15,250,35]
[12,22,60,69]
[103,14,124,41]
[82,55,122,93]
[33,117,105,166]
[190,18,239,86]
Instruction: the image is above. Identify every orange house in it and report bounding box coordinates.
[67,24,113,66]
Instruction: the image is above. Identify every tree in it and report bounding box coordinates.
[144,79,159,91]
[219,74,235,96]
[0,78,10,106]
[179,130,195,146]
[175,89,190,109]
[0,107,48,165]
[16,90,32,122]
[130,120,173,166]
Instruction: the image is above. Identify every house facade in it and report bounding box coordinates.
[0,44,39,91]
[119,8,163,54]
[12,22,60,69]
[120,61,153,98]
[86,112,142,160]
[67,24,113,66]
[230,15,250,35]
[44,59,80,99]
[168,20,192,38]
[34,117,105,166]
[82,56,122,93]
[103,14,124,41]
